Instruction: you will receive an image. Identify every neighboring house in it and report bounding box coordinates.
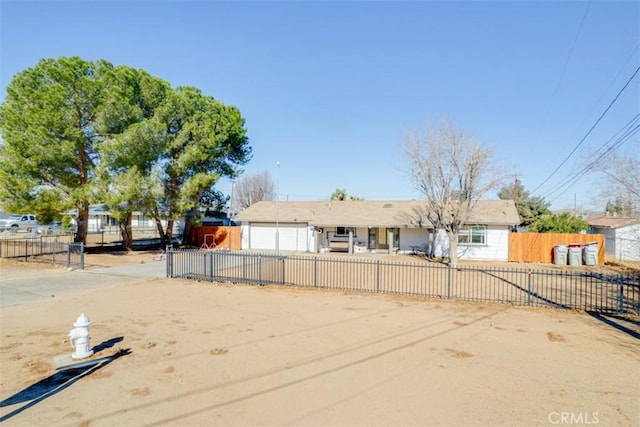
[85,204,155,232]
[235,199,520,261]
[588,216,640,262]
[67,204,184,235]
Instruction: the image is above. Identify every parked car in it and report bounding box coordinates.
[0,214,38,232]
[37,221,64,234]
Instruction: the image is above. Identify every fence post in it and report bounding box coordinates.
[281,256,285,285]
[314,256,318,287]
[258,256,262,286]
[618,274,624,314]
[527,270,532,306]
[66,244,71,268]
[243,255,247,280]
[166,247,171,278]
[79,243,84,270]
[376,260,381,293]
[24,239,28,261]
[209,252,214,281]
[203,252,207,278]
[447,265,451,299]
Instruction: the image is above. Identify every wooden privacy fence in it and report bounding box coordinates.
[509,233,605,265]
[186,226,241,250]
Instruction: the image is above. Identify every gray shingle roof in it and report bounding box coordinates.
[236,199,520,227]
[588,216,640,229]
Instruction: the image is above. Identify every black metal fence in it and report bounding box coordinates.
[166,249,640,315]
[0,234,84,269]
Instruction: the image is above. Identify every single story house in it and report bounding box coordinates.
[66,204,184,235]
[235,199,520,261]
[588,216,640,262]
[86,204,151,232]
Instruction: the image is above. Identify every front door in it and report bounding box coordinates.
[368,228,399,250]
[368,228,377,250]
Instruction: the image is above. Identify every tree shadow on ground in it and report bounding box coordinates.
[0,348,130,422]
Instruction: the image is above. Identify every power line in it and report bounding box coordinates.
[542,114,640,199]
[581,43,640,124]
[531,64,640,196]
[531,0,592,151]
[538,43,640,203]
[543,115,640,203]
[547,126,639,205]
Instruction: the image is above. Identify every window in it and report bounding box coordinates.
[367,227,399,250]
[138,215,151,227]
[458,226,486,245]
[336,226,355,236]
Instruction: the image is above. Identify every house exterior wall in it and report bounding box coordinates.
[241,222,511,260]
[615,224,640,261]
[87,212,181,234]
[87,213,114,232]
[242,222,313,252]
[592,227,617,259]
[317,227,368,252]
[399,228,430,251]
[352,227,368,250]
[421,227,510,261]
[132,215,153,227]
[591,224,640,261]
[241,224,250,248]
[457,226,510,261]
[87,216,103,232]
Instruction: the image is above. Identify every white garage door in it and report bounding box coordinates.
[249,223,310,252]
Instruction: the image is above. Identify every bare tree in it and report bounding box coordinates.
[233,172,275,210]
[404,119,503,267]
[592,148,639,214]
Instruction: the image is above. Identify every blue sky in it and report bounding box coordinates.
[1,1,638,212]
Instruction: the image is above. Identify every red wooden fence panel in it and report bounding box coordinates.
[187,226,241,250]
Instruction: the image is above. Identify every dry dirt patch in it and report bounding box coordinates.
[0,258,638,426]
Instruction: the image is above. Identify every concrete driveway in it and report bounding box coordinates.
[0,261,166,308]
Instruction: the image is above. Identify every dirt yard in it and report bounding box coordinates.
[1,253,639,426]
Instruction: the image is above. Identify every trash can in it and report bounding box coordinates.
[582,242,598,266]
[553,245,568,265]
[568,244,582,266]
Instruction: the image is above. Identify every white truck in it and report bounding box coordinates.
[0,214,38,232]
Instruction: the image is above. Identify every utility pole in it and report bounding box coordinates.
[513,174,519,205]
[276,161,280,255]
[228,181,234,250]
